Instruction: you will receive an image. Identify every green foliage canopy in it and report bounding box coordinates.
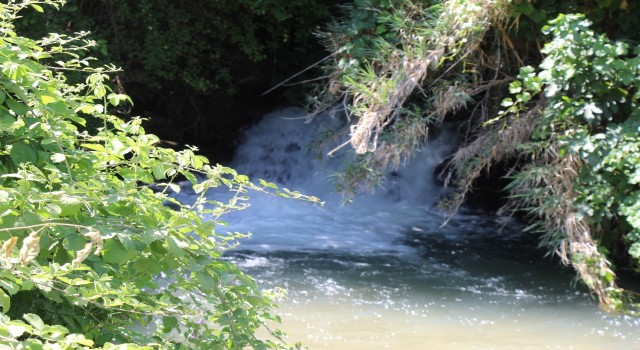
[0,1,318,348]
[484,13,640,311]
[17,0,339,93]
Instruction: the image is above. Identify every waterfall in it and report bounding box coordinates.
[213,107,457,253]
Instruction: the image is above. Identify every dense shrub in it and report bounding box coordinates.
[0,1,318,348]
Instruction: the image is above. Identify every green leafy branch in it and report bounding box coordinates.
[0,1,317,348]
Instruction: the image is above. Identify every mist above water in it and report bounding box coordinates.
[222,107,465,253]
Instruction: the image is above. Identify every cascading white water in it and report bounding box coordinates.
[219,107,461,253]
[181,107,639,349]
[231,107,448,206]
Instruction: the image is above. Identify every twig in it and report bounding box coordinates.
[261,53,334,96]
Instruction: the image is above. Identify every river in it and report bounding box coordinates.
[178,108,639,349]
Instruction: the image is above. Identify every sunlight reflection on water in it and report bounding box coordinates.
[239,248,639,350]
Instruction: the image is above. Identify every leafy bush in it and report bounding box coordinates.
[484,14,640,310]
[0,1,318,348]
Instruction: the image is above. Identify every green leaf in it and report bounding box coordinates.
[23,314,44,332]
[515,2,535,16]
[0,115,14,129]
[80,143,105,152]
[20,339,44,350]
[245,295,268,306]
[0,273,20,295]
[117,234,137,251]
[39,93,57,105]
[75,103,95,114]
[102,239,133,265]
[131,257,160,275]
[6,99,28,115]
[30,4,44,13]
[196,270,216,291]
[107,93,131,106]
[166,236,187,257]
[167,183,180,193]
[0,190,10,203]
[21,279,34,291]
[152,164,166,180]
[0,289,9,312]
[161,316,178,332]
[183,171,197,184]
[63,234,87,252]
[93,85,107,98]
[95,333,113,345]
[41,324,69,340]
[10,141,38,164]
[64,334,94,346]
[259,179,278,189]
[109,138,128,155]
[195,220,215,236]
[63,113,86,126]
[46,101,68,114]
[508,81,522,94]
[59,195,82,216]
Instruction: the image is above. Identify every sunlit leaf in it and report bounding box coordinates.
[30,4,44,12]
[23,314,44,332]
[0,289,10,312]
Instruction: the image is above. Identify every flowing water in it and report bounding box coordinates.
[180,108,639,349]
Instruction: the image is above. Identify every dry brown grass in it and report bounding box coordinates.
[349,49,442,154]
[443,94,619,308]
[520,148,618,309]
[442,101,540,214]
[320,0,511,156]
